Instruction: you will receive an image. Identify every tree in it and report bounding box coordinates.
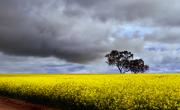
[105,50,149,73]
[129,59,149,73]
[105,50,133,73]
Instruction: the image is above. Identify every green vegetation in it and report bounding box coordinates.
[0,74,180,110]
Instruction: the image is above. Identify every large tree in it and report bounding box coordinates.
[105,50,149,73]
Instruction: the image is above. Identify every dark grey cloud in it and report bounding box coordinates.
[63,0,180,26]
[0,0,146,63]
[144,28,180,44]
[0,0,180,66]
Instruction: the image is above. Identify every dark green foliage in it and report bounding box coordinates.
[105,50,149,73]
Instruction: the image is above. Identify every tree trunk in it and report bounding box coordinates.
[117,66,122,73]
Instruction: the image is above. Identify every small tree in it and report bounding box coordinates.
[129,59,149,73]
[105,50,149,73]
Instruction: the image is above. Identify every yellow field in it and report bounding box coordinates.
[0,74,180,110]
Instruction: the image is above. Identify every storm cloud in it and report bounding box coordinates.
[0,0,180,67]
[0,0,145,63]
[144,28,180,44]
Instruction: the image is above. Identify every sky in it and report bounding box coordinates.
[0,0,180,73]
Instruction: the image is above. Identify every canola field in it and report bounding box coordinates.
[0,74,180,110]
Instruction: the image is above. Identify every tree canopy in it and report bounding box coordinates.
[105,50,149,73]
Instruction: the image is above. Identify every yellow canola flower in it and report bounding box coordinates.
[0,74,180,110]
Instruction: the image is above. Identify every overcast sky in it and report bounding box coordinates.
[0,0,180,73]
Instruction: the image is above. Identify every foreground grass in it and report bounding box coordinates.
[0,74,180,110]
